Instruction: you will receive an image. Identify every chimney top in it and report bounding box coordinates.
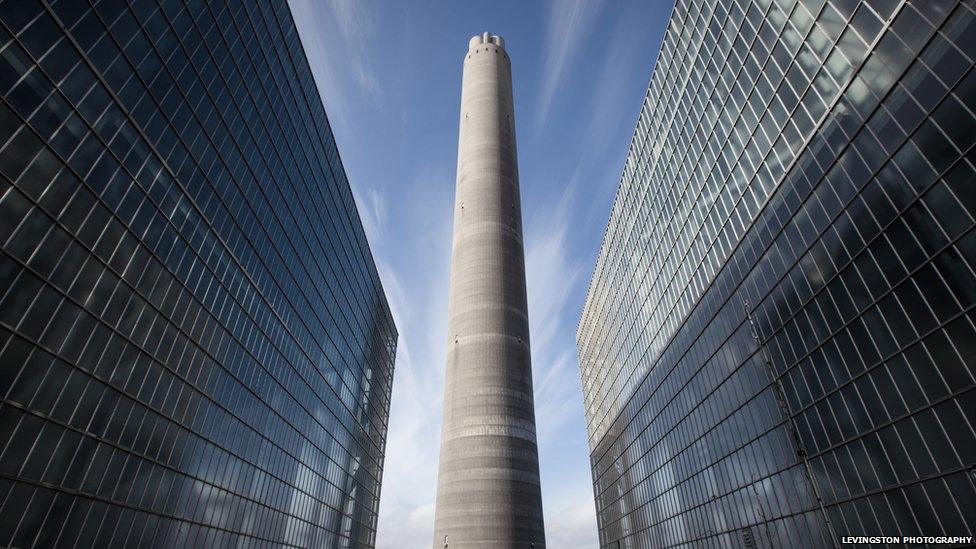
[468,33,504,51]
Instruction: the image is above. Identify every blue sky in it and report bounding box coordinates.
[288,1,672,546]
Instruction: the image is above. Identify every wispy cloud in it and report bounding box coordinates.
[325,0,380,93]
[583,2,660,157]
[545,494,600,549]
[535,0,605,130]
[289,0,379,134]
[525,169,598,548]
[526,186,585,439]
[370,166,454,549]
[356,186,389,245]
[521,6,666,545]
[543,0,666,251]
[373,262,443,549]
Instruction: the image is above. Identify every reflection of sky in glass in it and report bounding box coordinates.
[0,0,396,546]
[578,1,976,547]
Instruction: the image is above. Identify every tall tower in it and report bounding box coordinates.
[433,33,546,548]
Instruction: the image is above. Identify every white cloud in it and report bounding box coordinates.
[581,2,660,161]
[546,494,601,549]
[523,177,601,549]
[288,0,379,136]
[326,0,380,94]
[526,186,585,441]
[355,186,389,245]
[372,166,454,549]
[536,0,605,130]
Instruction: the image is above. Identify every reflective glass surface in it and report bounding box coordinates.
[0,0,396,547]
[578,0,976,546]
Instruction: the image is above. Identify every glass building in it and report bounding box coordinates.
[0,0,396,547]
[578,0,975,547]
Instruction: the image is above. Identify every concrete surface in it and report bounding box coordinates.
[432,32,547,549]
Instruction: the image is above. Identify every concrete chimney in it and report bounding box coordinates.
[432,34,547,548]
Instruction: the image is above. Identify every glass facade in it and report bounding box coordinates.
[0,0,396,547]
[578,0,975,547]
